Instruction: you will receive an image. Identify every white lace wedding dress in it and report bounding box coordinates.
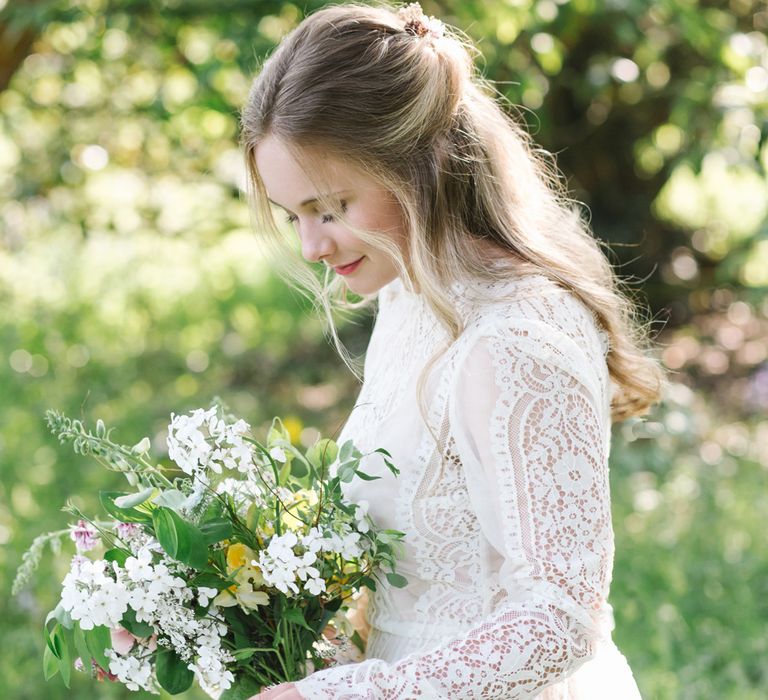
[294,272,643,699]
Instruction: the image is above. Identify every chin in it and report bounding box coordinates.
[345,271,400,296]
[344,279,378,296]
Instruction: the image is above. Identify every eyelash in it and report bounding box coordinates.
[285,201,347,225]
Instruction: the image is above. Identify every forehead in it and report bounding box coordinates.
[254,136,357,208]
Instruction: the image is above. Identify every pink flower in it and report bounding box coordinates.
[116,521,139,539]
[109,626,136,655]
[70,520,99,552]
[109,626,158,655]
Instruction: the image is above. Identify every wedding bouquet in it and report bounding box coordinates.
[14,403,405,698]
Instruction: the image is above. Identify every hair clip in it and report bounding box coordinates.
[397,2,445,40]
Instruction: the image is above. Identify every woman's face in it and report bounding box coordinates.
[255,136,407,296]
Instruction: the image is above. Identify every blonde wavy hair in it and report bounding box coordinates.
[241,0,666,423]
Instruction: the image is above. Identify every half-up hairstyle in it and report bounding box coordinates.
[241,0,666,423]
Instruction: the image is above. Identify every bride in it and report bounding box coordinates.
[240,3,665,698]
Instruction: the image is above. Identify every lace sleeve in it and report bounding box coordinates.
[293,316,614,699]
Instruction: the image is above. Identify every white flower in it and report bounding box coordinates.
[302,527,324,554]
[305,577,326,595]
[124,548,154,582]
[295,551,319,582]
[196,586,218,607]
[107,649,157,692]
[269,446,287,463]
[267,531,299,562]
[60,556,129,630]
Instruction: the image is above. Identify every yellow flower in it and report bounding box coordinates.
[226,542,254,570]
[216,543,270,610]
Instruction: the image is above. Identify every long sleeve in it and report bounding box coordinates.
[294,312,615,700]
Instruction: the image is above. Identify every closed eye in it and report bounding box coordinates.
[320,200,348,224]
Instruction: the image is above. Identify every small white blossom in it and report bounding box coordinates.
[196,586,218,607]
[305,577,326,596]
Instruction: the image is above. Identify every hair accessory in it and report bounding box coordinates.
[397,2,445,40]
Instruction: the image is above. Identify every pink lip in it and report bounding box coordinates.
[333,257,364,276]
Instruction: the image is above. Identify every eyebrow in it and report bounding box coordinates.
[268,191,349,211]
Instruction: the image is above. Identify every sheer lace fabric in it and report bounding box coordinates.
[294,273,642,699]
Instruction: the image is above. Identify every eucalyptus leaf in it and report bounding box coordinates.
[355,470,380,481]
[338,440,354,463]
[385,572,408,588]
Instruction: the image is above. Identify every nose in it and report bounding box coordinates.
[298,220,335,263]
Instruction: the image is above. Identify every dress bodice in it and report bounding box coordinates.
[295,272,642,699]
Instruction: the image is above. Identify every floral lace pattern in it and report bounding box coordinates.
[295,274,640,699]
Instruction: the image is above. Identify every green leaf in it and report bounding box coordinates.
[104,547,129,566]
[360,576,377,591]
[199,517,233,544]
[54,625,71,688]
[153,506,209,569]
[154,506,179,556]
[386,572,408,588]
[382,458,400,476]
[190,572,231,590]
[349,629,366,654]
[337,461,357,483]
[84,625,111,670]
[281,606,314,632]
[355,470,380,481]
[278,459,292,485]
[156,647,194,694]
[267,417,290,445]
[290,457,309,479]
[219,674,263,700]
[120,608,155,638]
[338,440,354,463]
[100,491,153,524]
[73,623,91,670]
[43,644,60,681]
[230,647,259,660]
[50,602,73,629]
[114,486,156,508]
[43,619,62,659]
[376,531,397,545]
[306,438,338,469]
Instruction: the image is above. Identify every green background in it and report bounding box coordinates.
[1,0,766,698]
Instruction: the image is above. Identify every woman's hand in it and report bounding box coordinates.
[250,682,303,699]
